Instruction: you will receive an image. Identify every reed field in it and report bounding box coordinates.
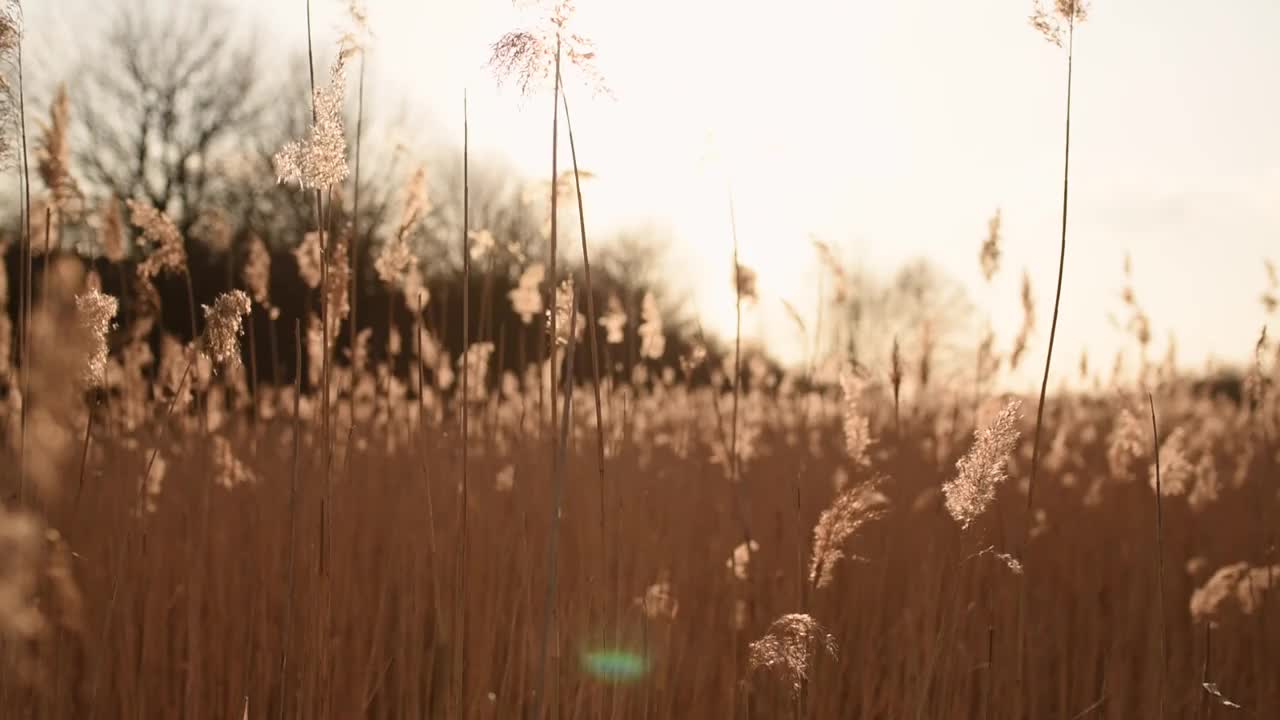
[0,0,1276,717]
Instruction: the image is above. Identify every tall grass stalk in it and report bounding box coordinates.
[1148,393,1168,718]
[546,34,561,442]
[349,36,366,441]
[535,283,579,720]
[1019,7,1077,703]
[16,34,30,504]
[278,320,303,720]
[560,79,613,716]
[455,90,471,717]
[559,81,608,601]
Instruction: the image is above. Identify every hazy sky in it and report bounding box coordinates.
[33,0,1280,385]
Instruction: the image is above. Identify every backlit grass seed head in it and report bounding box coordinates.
[509,264,545,324]
[326,233,352,323]
[943,399,1022,529]
[839,367,873,466]
[403,263,429,313]
[468,228,496,261]
[979,208,1002,283]
[0,2,20,170]
[212,435,259,488]
[812,238,852,304]
[810,476,889,589]
[0,507,46,646]
[1107,408,1144,481]
[1262,260,1278,315]
[242,234,272,306]
[635,579,678,620]
[734,263,758,302]
[550,278,583,347]
[397,166,430,241]
[128,200,187,279]
[201,290,252,368]
[599,293,627,344]
[97,197,125,263]
[191,207,233,255]
[489,0,607,97]
[495,464,515,492]
[1150,426,1192,496]
[375,236,416,289]
[36,85,81,215]
[274,57,349,190]
[726,539,759,581]
[459,342,496,402]
[681,343,708,376]
[1030,0,1088,47]
[1010,271,1035,371]
[748,613,838,697]
[294,232,323,289]
[1190,562,1280,624]
[638,291,665,360]
[75,287,118,386]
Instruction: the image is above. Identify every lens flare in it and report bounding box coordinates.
[580,649,648,684]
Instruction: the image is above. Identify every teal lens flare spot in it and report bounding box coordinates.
[581,649,648,683]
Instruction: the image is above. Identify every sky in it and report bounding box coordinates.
[31,0,1280,387]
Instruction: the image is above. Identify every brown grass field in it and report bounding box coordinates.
[0,0,1277,718]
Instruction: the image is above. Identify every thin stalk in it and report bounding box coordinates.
[139,358,191,520]
[17,43,32,505]
[1018,13,1075,705]
[278,320,303,720]
[547,34,561,449]
[248,309,259,416]
[183,270,199,349]
[75,393,96,503]
[534,284,579,720]
[559,82,608,604]
[1148,393,1168,719]
[455,90,471,718]
[349,45,365,440]
[728,186,748,558]
[303,0,331,580]
[1197,624,1212,720]
[1025,0,1075,547]
[39,206,50,311]
[732,184,742,489]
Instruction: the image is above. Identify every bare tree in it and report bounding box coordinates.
[70,0,265,230]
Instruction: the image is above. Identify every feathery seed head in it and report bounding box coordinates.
[75,288,118,386]
[489,0,607,97]
[638,291,665,360]
[550,278,583,347]
[748,613,838,697]
[635,580,679,620]
[1190,562,1280,623]
[734,263,758,302]
[839,366,873,466]
[97,198,125,263]
[599,293,627,344]
[979,209,1002,283]
[509,263,545,324]
[36,85,81,215]
[128,200,187,279]
[274,58,349,190]
[809,476,889,589]
[726,539,759,581]
[242,234,272,306]
[943,399,1022,528]
[294,232,324,289]
[200,290,252,368]
[1030,0,1088,46]
[375,236,416,289]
